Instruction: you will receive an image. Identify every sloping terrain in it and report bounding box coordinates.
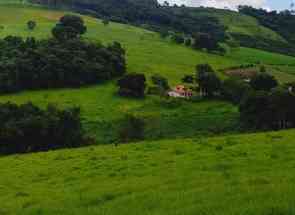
[1,129,295,214]
[0,4,295,144]
[1,3,295,215]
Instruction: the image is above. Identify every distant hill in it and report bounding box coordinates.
[27,0,295,56]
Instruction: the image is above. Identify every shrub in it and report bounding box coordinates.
[27,20,36,30]
[119,114,145,142]
[221,77,251,104]
[117,73,146,98]
[250,72,278,91]
[102,19,110,26]
[0,102,87,155]
[151,74,170,90]
[182,75,194,83]
[171,34,184,44]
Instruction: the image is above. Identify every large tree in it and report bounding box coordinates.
[52,15,87,41]
[250,72,278,91]
[196,64,221,97]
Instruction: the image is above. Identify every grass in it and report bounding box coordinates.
[0,83,240,143]
[1,4,295,215]
[1,129,295,214]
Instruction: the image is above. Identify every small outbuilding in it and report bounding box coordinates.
[168,85,193,98]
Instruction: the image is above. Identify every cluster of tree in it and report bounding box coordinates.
[29,0,228,52]
[196,64,222,97]
[240,88,295,130]
[0,102,87,155]
[0,15,126,94]
[194,64,295,130]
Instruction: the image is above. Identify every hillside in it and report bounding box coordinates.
[1,129,295,214]
[26,0,295,56]
[0,4,295,144]
[1,4,295,143]
[1,3,295,214]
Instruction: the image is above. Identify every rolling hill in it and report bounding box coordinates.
[0,4,295,143]
[0,4,295,144]
[1,2,295,214]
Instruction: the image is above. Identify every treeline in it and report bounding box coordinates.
[0,102,86,155]
[0,15,126,94]
[29,0,228,51]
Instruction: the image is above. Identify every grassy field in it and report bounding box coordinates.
[0,83,240,143]
[1,129,295,214]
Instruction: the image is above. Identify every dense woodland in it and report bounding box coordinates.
[0,15,126,93]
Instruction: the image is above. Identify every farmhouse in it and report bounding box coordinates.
[168,85,193,98]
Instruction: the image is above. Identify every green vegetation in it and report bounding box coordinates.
[1,2,295,214]
[1,129,295,214]
[0,4,294,143]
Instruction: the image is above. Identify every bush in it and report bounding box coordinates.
[182,75,194,83]
[119,114,145,143]
[171,34,184,44]
[118,73,146,98]
[102,19,110,26]
[0,102,87,155]
[27,20,36,30]
[151,74,170,90]
[250,72,278,91]
[221,77,251,104]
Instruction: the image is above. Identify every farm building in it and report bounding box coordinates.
[168,85,193,98]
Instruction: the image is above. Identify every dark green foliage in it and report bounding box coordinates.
[27,20,36,30]
[239,88,295,129]
[184,38,191,46]
[182,75,194,83]
[239,90,271,129]
[221,77,251,104]
[151,74,169,90]
[0,102,86,155]
[196,64,221,97]
[193,33,222,52]
[119,114,145,143]
[159,29,169,38]
[102,19,110,26]
[250,72,278,91]
[171,34,184,44]
[52,15,87,41]
[0,36,126,93]
[118,73,146,98]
